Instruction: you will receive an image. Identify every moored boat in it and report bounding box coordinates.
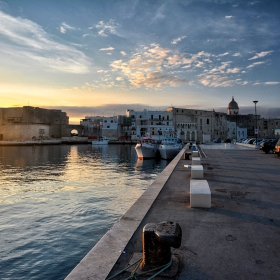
[135,136,158,160]
[92,136,109,145]
[158,137,182,160]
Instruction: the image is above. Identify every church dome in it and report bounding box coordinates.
[228,97,239,110]
[227,97,239,115]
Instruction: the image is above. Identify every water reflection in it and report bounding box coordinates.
[0,144,168,280]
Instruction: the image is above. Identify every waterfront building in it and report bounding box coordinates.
[101,116,118,140]
[118,115,134,141]
[168,107,228,142]
[126,109,174,140]
[80,116,103,139]
[0,106,70,141]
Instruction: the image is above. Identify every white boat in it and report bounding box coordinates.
[135,136,158,160]
[91,136,109,145]
[158,137,182,160]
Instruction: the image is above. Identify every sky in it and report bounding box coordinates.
[0,0,279,123]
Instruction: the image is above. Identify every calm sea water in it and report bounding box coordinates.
[0,144,169,280]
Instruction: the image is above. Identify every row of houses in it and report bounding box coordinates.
[80,103,280,143]
[1,98,279,142]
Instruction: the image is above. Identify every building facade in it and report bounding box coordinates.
[0,106,69,141]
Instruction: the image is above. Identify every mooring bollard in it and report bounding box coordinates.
[183,152,191,160]
[140,221,182,271]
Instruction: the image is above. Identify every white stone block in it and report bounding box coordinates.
[190,180,211,208]
[191,165,204,179]
[192,151,199,157]
[192,157,201,165]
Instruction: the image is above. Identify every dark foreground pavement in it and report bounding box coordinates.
[108,144,280,280]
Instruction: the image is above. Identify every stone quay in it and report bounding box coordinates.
[66,143,280,280]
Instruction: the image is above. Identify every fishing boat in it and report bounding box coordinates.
[158,137,182,160]
[135,136,158,160]
[91,136,109,145]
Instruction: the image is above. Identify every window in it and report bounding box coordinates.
[151,122,153,125]
[151,115,153,119]
[207,118,209,124]
[159,115,161,120]
[167,122,169,125]
[167,115,169,120]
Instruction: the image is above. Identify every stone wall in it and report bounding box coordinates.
[0,124,50,141]
[0,106,70,141]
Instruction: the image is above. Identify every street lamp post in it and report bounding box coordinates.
[235,112,238,142]
[253,101,258,146]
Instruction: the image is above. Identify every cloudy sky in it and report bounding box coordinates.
[0,0,279,123]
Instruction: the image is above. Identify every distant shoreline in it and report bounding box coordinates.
[0,139,138,146]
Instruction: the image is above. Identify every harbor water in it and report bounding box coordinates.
[0,144,169,280]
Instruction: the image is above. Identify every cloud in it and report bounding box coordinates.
[120,51,127,56]
[96,19,119,37]
[248,51,273,60]
[116,77,124,81]
[264,81,279,85]
[109,43,249,89]
[226,67,240,74]
[0,10,90,73]
[233,53,241,57]
[60,22,79,34]
[247,61,265,68]
[99,47,115,51]
[60,26,66,34]
[171,36,187,45]
[110,44,191,89]
[225,16,233,19]
[198,75,240,87]
[217,52,229,57]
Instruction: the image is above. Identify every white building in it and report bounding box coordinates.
[227,121,247,141]
[101,116,118,140]
[126,109,174,140]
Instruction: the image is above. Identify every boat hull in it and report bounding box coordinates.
[91,141,109,145]
[135,144,158,160]
[92,137,109,145]
[159,145,181,160]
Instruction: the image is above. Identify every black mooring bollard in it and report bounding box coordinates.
[184,152,191,160]
[140,221,182,271]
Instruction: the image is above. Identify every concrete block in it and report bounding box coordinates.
[190,180,211,208]
[191,165,204,179]
[192,157,201,165]
[192,151,199,157]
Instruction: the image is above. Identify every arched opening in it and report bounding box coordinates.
[191,131,195,141]
[187,131,190,141]
[71,129,78,136]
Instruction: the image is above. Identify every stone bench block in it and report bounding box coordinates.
[192,151,199,157]
[190,180,211,208]
[192,157,201,165]
[191,165,204,179]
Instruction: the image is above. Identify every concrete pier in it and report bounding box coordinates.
[66,143,280,279]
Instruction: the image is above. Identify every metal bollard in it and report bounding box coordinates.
[140,221,182,271]
[184,152,191,160]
